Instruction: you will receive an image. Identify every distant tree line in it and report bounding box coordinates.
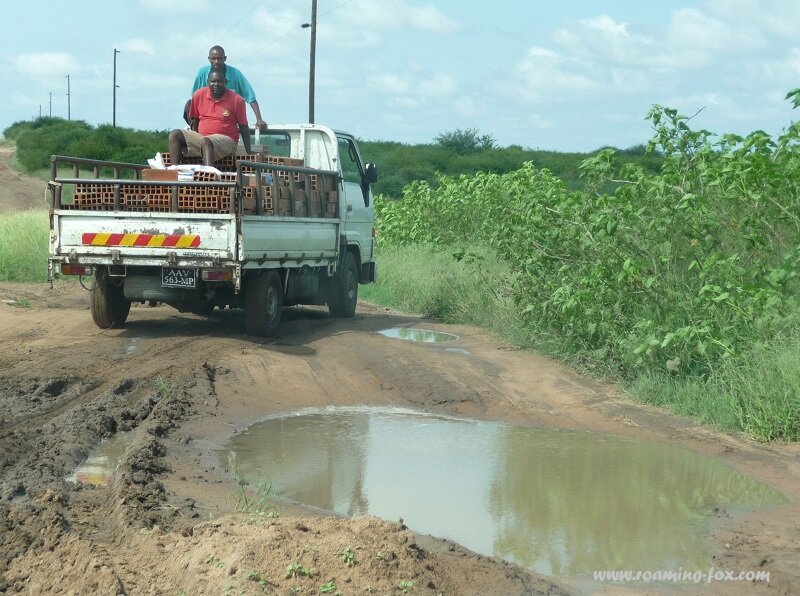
[3,118,660,194]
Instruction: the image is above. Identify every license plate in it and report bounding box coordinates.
[161,267,197,288]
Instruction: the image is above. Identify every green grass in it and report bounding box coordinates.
[0,210,50,282]
[360,243,520,332]
[360,244,575,355]
[631,332,800,441]
[362,243,800,441]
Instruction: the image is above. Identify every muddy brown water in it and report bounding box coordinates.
[220,407,786,580]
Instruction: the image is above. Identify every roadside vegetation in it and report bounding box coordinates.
[3,103,797,440]
[3,118,661,196]
[365,96,800,441]
[0,210,49,282]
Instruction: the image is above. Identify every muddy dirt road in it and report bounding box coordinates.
[1,150,800,595]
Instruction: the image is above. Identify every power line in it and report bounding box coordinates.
[218,0,266,40]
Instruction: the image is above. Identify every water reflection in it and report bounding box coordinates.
[377,328,459,343]
[223,407,786,577]
[67,432,134,486]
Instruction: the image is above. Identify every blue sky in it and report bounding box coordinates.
[5,0,800,151]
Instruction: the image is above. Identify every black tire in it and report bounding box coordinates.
[328,251,358,318]
[244,271,283,336]
[90,267,131,329]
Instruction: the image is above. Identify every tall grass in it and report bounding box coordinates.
[0,210,50,282]
[632,331,800,440]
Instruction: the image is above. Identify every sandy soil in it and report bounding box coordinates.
[1,148,799,595]
[0,146,47,211]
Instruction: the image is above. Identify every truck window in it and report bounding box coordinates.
[337,137,363,185]
[249,130,291,157]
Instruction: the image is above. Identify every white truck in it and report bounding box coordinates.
[47,124,378,336]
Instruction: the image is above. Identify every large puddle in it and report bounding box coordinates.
[221,407,786,577]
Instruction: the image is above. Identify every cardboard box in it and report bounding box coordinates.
[142,169,178,181]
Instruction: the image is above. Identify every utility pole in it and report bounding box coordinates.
[113,49,120,127]
[66,74,71,120]
[49,92,52,117]
[301,0,317,123]
[39,105,42,118]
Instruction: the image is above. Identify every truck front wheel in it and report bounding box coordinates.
[244,271,283,336]
[328,251,358,318]
[91,267,131,329]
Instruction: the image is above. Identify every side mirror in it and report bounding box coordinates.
[365,163,378,184]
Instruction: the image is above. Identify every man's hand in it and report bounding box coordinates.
[256,119,268,133]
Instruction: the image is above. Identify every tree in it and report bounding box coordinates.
[434,128,497,154]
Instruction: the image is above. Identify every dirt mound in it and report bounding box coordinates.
[0,146,46,212]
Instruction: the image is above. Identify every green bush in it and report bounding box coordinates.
[3,118,170,172]
[376,101,800,383]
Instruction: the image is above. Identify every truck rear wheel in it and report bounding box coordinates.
[244,271,283,336]
[328,251,358,318]
[91,267,131,329]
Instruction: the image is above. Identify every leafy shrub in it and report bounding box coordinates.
[376,99,800,382]
[3,118,170,171]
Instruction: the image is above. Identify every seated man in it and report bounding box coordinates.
[169,65,252,167]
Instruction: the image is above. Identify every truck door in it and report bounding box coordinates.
[336,135,374,263]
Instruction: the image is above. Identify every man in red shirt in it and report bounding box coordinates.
[169,65,253,167]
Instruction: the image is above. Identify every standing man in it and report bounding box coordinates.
[192,45,267,132]
[170,65,252,167]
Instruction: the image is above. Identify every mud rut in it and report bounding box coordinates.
[1,155,799,595]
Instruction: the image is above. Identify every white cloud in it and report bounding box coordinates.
[343,0,459,34]
[368,71,457,104]
[529,113,554,130]
[550,8,759,73]
[137,0,209,13]
[662,8,758,66]
[369,74,411,95]
[706,0,800,39]
[13,53,80,78]
[553,15,656,66]
[513,47,596,101]
[118,39,156,55]
[418,73,456,97]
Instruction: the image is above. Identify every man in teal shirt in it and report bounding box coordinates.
[191,45,267,132]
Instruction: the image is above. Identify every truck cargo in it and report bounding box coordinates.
[47,124,378,336]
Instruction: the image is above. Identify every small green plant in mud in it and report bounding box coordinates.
[155,375,171,397]
[319,580,340,594]
[285,562,317,579]
[336,546,358,567]
[234,469,279,517]
[246,570,271,588]
[203,553,225,569]
[7,299,31,308]
[397,579,414,593]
